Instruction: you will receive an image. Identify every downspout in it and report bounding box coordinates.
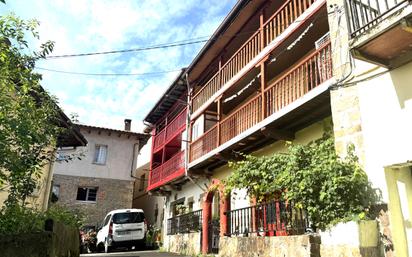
[184,73,207,192]
[130,142,140,179]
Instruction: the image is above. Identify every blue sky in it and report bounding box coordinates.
[1,0,237,132]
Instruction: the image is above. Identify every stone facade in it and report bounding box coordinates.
[53,174,133,225]
[167,232,201,256]
[219,235,321,257]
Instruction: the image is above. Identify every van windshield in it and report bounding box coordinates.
[112,212,144,224]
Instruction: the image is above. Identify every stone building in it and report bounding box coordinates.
[52,120,149,226]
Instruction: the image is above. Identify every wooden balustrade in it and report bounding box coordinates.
[264,0,316,45]
[220,95,262,144]
[189,42,332,164]
[191,0,319,114]
[189,124,218,162]
[166,108,187,139]
[148,151,185,189]
[153,129,165,151]
[264,42,332,116]
[153,108,187,152]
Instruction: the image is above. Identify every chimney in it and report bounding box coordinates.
[124,119,132,131]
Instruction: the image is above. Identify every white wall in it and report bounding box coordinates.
[355,61,412,201]
[54,127,142,181]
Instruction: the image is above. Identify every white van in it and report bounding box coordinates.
[96,209,147,253]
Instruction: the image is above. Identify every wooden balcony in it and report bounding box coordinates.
[147,150,185,191]
[346,0,412,67]
[191,0,320,115]
[153,108,187,152]
[189,42,332,165]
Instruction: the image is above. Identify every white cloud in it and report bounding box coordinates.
[2,0,237,132]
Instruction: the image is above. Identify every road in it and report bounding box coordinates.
[81,250,191,257]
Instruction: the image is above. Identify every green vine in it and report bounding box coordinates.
[225,133,379,230]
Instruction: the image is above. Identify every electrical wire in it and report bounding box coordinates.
[34,66,183,76]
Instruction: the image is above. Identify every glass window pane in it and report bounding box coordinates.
[76,187,87,201]
[87,188,97,201]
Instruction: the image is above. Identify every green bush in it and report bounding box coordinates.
[0,204,84,234]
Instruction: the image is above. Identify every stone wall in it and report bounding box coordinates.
[219,235,321,257]
[167,232,201,256]
[0,220,79,257]
[53,174,133,225]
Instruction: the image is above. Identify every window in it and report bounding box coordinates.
[76,187,98,202]
[139,174,145,191]
[51,185,60,203]
[103,214,111,226]
[112,212,145,224]
[93,145,107,165]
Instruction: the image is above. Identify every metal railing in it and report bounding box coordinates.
[167,209,203,235]
[225,201,309,236]
[345,0,409,37]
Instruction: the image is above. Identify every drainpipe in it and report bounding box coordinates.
[184,72,207,192]
[130,142,140,179]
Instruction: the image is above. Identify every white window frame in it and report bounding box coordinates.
[93,144,108,165]
[76,187,98,202]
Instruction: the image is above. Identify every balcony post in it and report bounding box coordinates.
[260,9,265,49]
[260,61,267,120]
[217,96,222,147]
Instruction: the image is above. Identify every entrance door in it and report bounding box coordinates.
[208,219,220,254]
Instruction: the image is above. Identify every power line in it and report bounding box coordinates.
[44,13,328,60]
[46,39,209,59]
[34,66,183,76]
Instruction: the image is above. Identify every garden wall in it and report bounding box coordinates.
[167,232,201,256]
[0,220,79,257]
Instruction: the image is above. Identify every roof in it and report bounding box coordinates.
[56,110,88,147]
[78,124,149,141]
[186,0,266,82]
[143,69,187,124]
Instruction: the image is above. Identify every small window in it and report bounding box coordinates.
[93,145,108,165]
[51,185,60,203]
[76,187,98,202]
[139,174,145,191]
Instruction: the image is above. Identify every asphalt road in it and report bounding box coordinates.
[81,250,190,257]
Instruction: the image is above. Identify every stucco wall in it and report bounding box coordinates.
[53,174,133,225]
[53,127,140,181]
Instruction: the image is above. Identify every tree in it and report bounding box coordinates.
[0,13,60,206]
[225,133,379,230]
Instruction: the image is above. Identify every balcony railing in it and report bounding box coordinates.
[225,201,309,236]
[148,150,185,190]
[191,0,318,114]
[189,42,332,163]
[345,0,409,37]
[167,209,203,235]
[153,108,187,152]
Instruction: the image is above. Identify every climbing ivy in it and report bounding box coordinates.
[225,133,379,230]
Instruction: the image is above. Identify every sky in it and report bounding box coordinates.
[1,0,237,132]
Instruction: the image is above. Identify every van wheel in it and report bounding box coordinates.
[104,239,112,253]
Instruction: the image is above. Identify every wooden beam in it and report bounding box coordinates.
[260,126,295,141]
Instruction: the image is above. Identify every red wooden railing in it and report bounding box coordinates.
[189,124,218,162]
[189,42,332,163]
[153,129,165,151]
[153,108,187,152]
[148,150,185,190]
[191,0,319,114]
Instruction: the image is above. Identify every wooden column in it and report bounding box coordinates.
[216,96,222,147]
[260,10,265,49]
[260,61,266,120]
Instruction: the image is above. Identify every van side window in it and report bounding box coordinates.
[103,214,111,226]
